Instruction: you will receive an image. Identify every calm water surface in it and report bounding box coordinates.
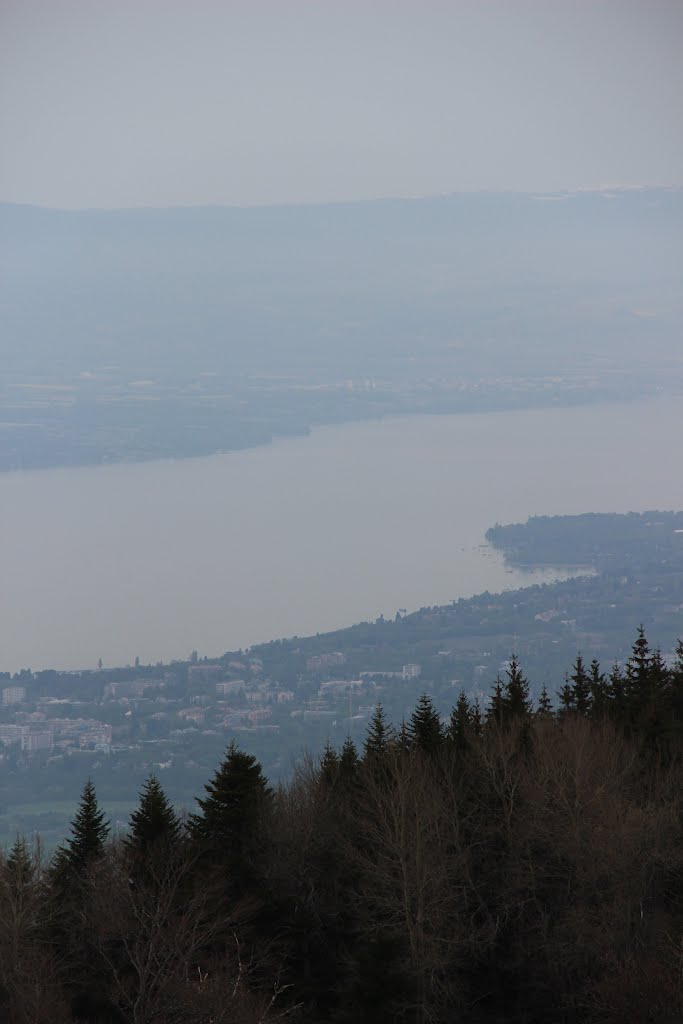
[2,396,682,673]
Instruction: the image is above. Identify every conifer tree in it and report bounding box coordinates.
[536,684,553,717]
[624,625,654,720]
[669,639,683,727]
[589,658,608,717]
[502,655,532,720]
[557,677,575,716]
[189,742,272,901]
[397,719,411,754]
[47,783,111,1023]
[645,646,674,744]
[448,690,471,753]
[126,775,180,855]
[570,654,592,716]
[319,742,340,787]
[649,647,669,691]
[486,677,505,728]
[470,698,483,739]
[190,742,271,856]
[5,834,34,888]
[408,693,444,755]
[607,662,627,722]
[626,625,652,686]
[57,779,110,876]
[339,736,359,778]
[364,703,395,760]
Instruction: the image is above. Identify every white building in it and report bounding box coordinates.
[21,731,53,753]
[2,686,26,705]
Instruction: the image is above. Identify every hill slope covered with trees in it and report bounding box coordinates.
[2,627,683,1023]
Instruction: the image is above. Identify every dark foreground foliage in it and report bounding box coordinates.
[2,628,683,1023]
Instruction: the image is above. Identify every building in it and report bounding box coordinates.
[103,678,164,699]
[2,686,27,705]
[306,651,346,671]
[216,680,245,696]
[21,731,54,753]
[318,679,364,696]
[402,664,422,680]
[0,724,28,745]
[188,664,225,684]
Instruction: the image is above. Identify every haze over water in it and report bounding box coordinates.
[1,395,681,674]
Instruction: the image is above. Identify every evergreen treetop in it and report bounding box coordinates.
[319,741,340,787]
[189,741,271,848]
[589,659,608,716]
[126,774,180,854]
[448,690,472,752]
[486,677,505,728]
[5,834,35,888]
[470,699,483,739]
[570,654,592,716]
[339,736,359,777]
[503,655,532,720]
[408,693,444,755]
[363,703,395,759]
[626,625,652,686]
[557,677,575,716]
[536,684,553,717]
[58,779,110,875]
[397,719,411,754]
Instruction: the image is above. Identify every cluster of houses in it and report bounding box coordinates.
[0,655,424,763]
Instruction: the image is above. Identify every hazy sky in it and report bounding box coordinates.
[1,0,681,209]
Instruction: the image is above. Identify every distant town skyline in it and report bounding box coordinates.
[1,0,682,209]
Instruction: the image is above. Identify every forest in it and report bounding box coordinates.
[1,627,683,1024]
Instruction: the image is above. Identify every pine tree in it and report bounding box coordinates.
[126,775,180,855]
[397,719,411,754]
[624,625,652,719]
[536,684,553,717]
[607,662,626,723]
[643,646,673,746]
[589,658,608,718]
[470,698,483,739]
[190,741,271,847]
[503,655,532,720]
[57,779,110,875]
[5,834,35,889]
[364,703,395,760]
[649,647,669,691]
[448,690,472,753]
[570,654,592,716]
[51,784,114,1024]
[626,625,652,686]
[486,677,505,728]
[319,741,340,787]
[339,736,359,778]
[557,676,575,716]
[408,693,444,755]
[669,639,683,729]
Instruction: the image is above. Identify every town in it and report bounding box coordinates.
[3,510,683,847]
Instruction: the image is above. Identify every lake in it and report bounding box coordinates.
[2,395,682,673]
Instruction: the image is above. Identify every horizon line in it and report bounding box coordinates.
[1,182,680,216]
